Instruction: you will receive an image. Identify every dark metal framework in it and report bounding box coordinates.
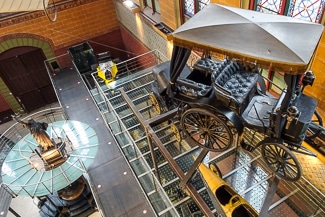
[120,89,216,217]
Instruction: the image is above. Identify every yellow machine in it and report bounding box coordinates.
[197,160,258,217]
[97,60,118,87]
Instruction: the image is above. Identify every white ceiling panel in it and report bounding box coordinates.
[0,0,49,12]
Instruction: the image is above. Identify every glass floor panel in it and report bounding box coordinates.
[91,65,325,217]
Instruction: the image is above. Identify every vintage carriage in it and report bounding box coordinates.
[149,4,325,182]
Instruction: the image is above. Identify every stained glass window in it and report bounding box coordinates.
[256,0,285,14]
[184,0,210,17]
[199,0,210,10]
[287,0,325,23]
[184,0,195,16]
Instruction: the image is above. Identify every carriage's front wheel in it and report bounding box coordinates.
[261,142,302,182]
[171,123,181,142]
[180,108,233,152]
[305,109,323,139]
[149,93,162,115]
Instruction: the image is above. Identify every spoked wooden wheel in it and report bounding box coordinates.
[180,108,233,152]
[44,0,58,22]
[306,110,323,139]
[209,162,222,177]
[261,143,302,181]
[149,93,161,114]
[171,123,181,142]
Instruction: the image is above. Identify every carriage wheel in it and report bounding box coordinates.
[209,162,222,177]
[171,123,181,142]
[261,143,302,181]
[149,93,162,114]
[306,110,323,139]
[180,108,233,152]
[43,0,58,22]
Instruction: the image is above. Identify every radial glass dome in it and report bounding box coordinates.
[1,120,98,197]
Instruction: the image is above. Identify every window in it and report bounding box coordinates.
[183,0,210,21]
[144,0,160,14]
[253,0,325,93]
[254,0,325,23]
[287,0,325,23]
[256,0,285,14]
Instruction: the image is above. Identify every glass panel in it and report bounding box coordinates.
[145,0,160,13]
[146,0,152,8]
[184,0,195,16]
[256,0,285,14]
[148,190,172,213]
[184,0,210,18]
[131,158,151,176]
[138,173,156,192]
[287,0,325,23]
[123,144,137,160]
[155,0,160,13]
[199,0,210,10]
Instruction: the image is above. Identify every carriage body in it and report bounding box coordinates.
[150,4,324,182]
[151,58,317,146]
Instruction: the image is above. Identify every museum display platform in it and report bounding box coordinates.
[1,50,325,216]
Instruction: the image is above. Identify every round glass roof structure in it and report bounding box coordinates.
[1,120,98,197]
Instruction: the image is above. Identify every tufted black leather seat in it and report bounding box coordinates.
[175,58,222,98]
[213,60,259,114]
[193,58,220,73]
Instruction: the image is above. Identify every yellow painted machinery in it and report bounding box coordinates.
[97,60,118,87]
[197,160,258,217]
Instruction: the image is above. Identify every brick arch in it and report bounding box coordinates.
[0,33,55,59]
[0,33,56,114]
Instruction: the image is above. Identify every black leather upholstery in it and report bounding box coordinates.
[176,58,221,98]
[213,60,259,114]
[193,58,220,73]
[177,78,212,97]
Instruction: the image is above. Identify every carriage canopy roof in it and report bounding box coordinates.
[172,4,324,74]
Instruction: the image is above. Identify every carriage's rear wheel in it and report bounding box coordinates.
[261,142,302,182]
[180,108,233,152]
[305,110,323,139]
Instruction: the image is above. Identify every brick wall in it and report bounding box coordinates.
[114,1,172,59]
[120,25,150,57]
[0,0,121,113]
[0,0,119,53]
[120,25,157,70]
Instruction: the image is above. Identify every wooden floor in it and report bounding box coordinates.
[50,66,156,217]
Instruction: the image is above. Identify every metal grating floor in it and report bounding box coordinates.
[90,60,325,217]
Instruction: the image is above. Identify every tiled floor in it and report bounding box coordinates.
[297,108,325,194]
[296,146,325,194]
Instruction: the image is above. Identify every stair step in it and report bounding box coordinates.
[69,198,89,211]
[70,205,93,217]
